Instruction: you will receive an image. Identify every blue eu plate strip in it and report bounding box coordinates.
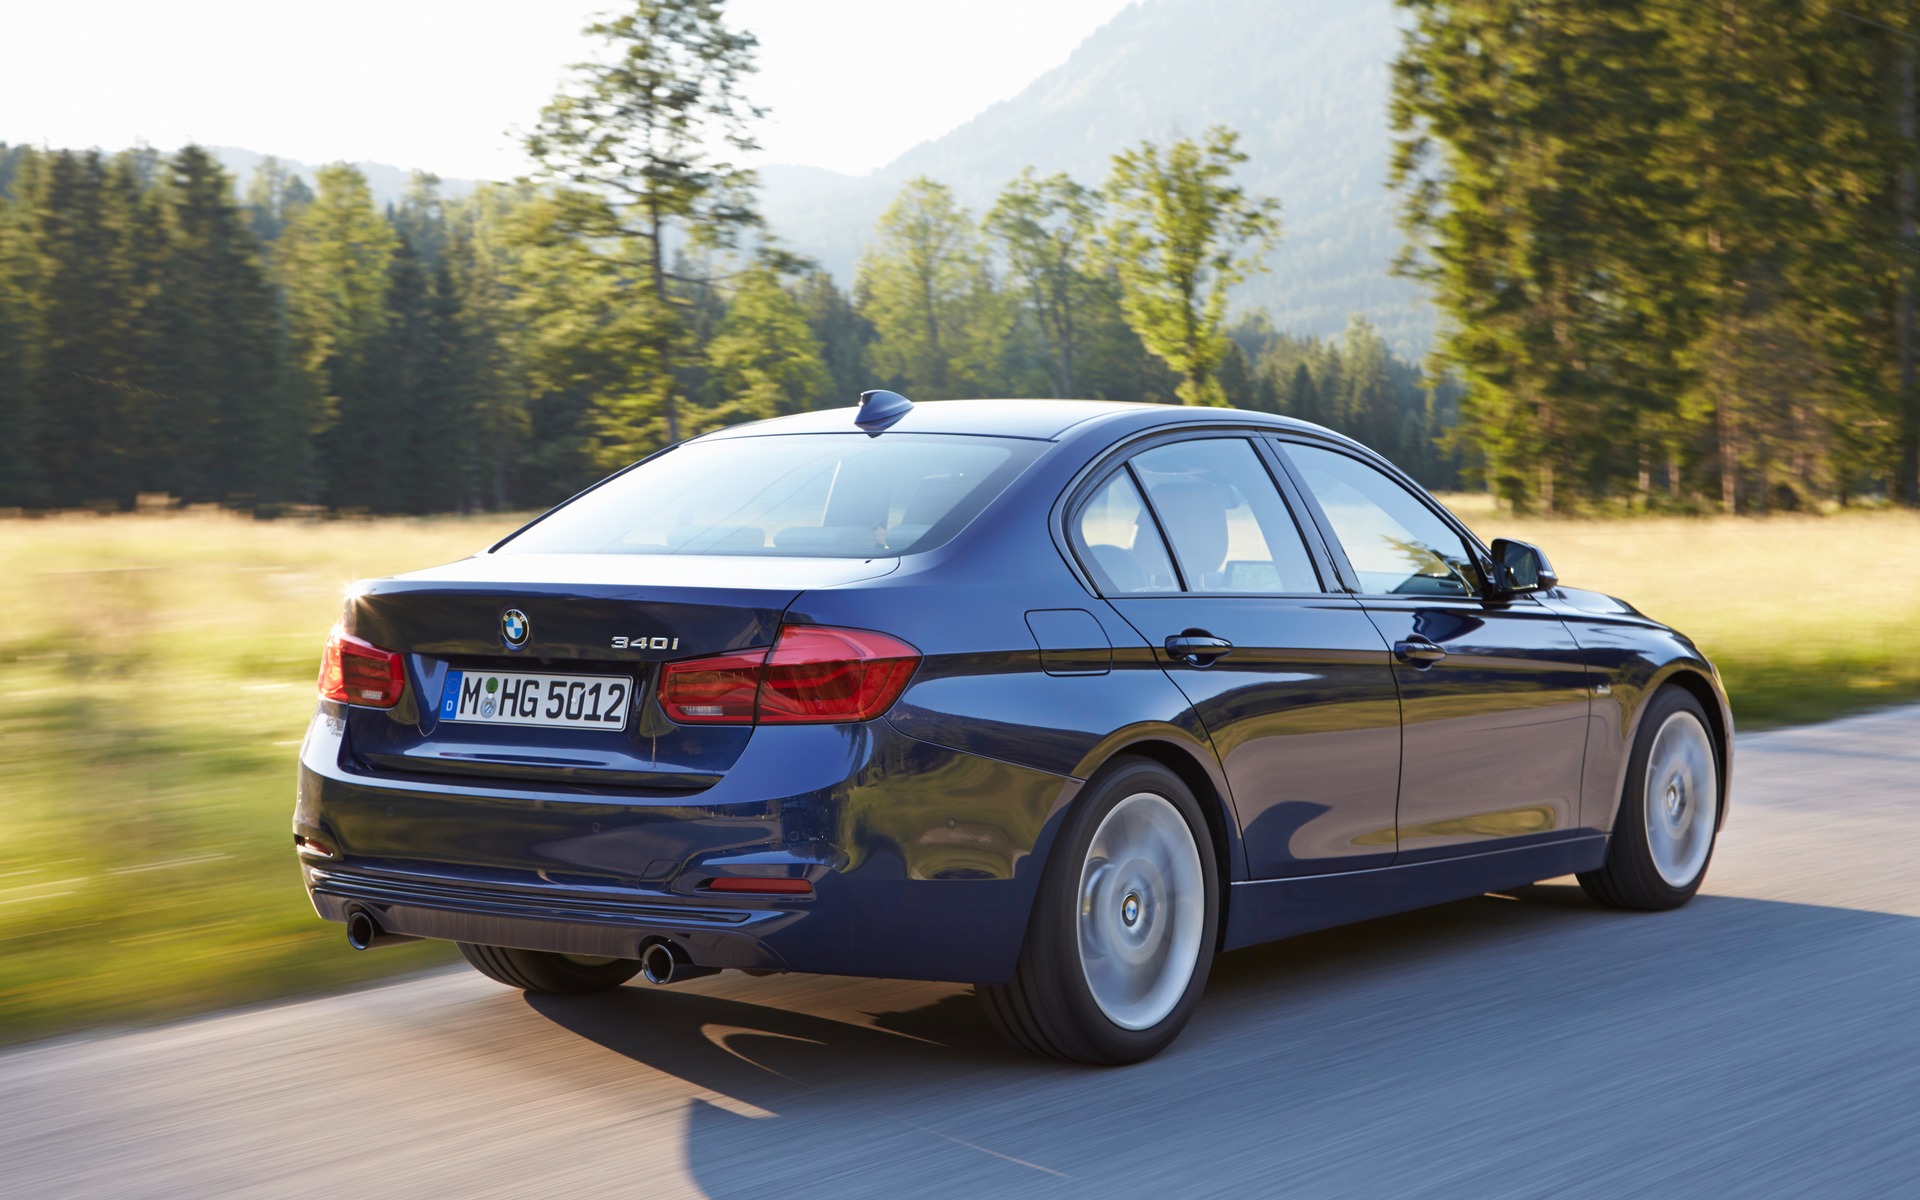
[439,670,464,719]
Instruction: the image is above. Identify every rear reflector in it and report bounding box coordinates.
[658,624,920,727]
[318,626,407,709]
[704,877,814,895]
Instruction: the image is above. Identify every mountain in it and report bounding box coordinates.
[206,147,478,211]
[758,0,1429,354]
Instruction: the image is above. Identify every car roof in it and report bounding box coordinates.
[695,398,1343,443]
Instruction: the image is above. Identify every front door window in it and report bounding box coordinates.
[1283,445,1479,596]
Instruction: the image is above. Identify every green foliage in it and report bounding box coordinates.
[149,146,288,502]
[1239,313,1463,488]
[278,163,397,474]
[705,265,832,421]
[796,268,874,407]
[0,113,1465,513]
[1102,127,1282,406]
[500,188,672,483]
[855,178,1004,399]
[985,170,1104,397]
[528,0,764,443]
[1393,0,1917,512]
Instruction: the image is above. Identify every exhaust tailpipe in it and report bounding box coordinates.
[640,941,717,985]
[345,908,420,951]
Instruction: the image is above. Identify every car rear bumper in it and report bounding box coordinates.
[294,708,1081,984]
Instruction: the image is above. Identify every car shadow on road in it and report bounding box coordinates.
[523,885,1920,1198]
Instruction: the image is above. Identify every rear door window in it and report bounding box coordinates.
[1129,439,1323,593]
[1072,470,1180,594]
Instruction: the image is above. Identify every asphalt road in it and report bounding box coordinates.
[5,705,1918,1200]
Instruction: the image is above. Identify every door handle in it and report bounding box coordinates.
[1394,637,1447,666]
[1165,632,1233,666]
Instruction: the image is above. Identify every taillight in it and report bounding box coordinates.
[658,649,766,724]
[758,626,920,724]
[317,626,407,709]
[657,624,920,726]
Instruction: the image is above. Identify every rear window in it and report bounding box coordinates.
[498,434,1043,558]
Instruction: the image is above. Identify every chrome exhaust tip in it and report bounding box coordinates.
[639,941,717,985]
[344,907,419,951]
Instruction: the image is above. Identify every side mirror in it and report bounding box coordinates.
[1489,538,1558,595]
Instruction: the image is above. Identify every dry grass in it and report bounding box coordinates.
[0,503,1914,1044]
[0,510,522,1044]
[1442,494,1920,728]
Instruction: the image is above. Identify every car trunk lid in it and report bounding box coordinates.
[339,552,897,790]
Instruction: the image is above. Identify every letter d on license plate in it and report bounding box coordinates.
[439,670,632,731]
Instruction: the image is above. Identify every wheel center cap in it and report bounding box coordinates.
[1666,783,1684,818]
[1121,892,1142,927]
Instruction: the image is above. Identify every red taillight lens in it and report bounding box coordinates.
[656,625,920,726]
[659,648,769,724]
[758,625,920,724]
[317,626,407,709]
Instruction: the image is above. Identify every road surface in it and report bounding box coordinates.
[5,705,1918,1199]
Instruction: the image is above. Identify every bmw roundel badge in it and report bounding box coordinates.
[501,608,530,649]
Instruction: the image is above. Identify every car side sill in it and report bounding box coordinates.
[1223,835,1609,952]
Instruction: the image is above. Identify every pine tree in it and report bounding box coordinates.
[443,184,534,509]
[527,0,765,445]
[796,269,872,407]
[243,156,306,245]
[0,152,41,505]
[22,150,150,505]
[277,164,398,503]
[148,145,284,501]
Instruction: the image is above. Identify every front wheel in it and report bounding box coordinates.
[981,758,1219,1064]
[457,943,641,994]
[1579,686,1722,911]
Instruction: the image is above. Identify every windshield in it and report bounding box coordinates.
[497,433,1043,558]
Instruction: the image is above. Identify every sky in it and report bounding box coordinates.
[4,0,1138,180]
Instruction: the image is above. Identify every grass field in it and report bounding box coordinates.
[1443,496,1920,727]
[2,504,1918,1045]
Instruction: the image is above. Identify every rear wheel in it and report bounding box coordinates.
[1578,686,1721,911]
[457,943,641,994]
[981,758,1218,1064]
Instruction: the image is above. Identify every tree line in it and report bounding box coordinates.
[0,0,1470,514]
[1395,0,1919,512]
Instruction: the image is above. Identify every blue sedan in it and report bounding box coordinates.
[296,393,1731,1063]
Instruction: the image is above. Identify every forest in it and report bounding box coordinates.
[1394,0,1919,512]
[1,0,1915,516]
[0,139,1453,513]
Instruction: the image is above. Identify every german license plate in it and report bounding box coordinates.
[438,670,633,731]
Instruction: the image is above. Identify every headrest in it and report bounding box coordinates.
[1147,481,1230,575]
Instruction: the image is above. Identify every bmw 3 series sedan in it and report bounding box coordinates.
[296,393,1732,1064]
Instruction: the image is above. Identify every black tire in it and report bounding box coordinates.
[1578,686,1722,911]
[980,758,1219,1065]
[456,943,642,994]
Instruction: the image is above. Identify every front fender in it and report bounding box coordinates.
[1546,601,1734,834]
